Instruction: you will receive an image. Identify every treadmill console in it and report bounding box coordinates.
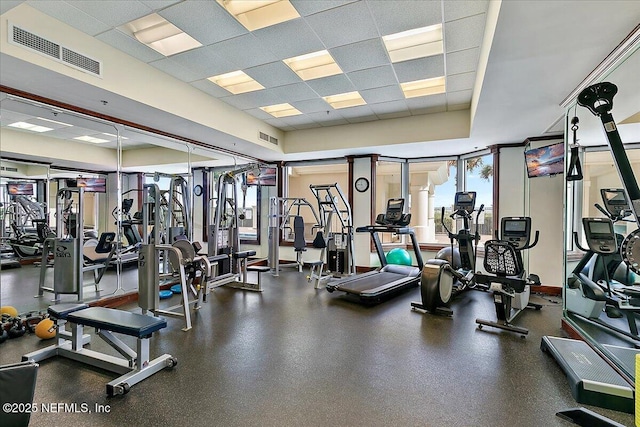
[501,217,531,250]
[600,188,630,219]
[375,198,411,226]
[454,191,476,214]
[582,217,617,254]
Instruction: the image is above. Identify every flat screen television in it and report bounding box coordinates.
[7,182,34,195]
[246,167,276,186]
[77,177,106,193]
[524,142,564,178]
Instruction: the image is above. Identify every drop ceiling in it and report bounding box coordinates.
[0,0,639,172]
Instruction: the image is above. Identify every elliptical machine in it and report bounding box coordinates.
[412,191,485,315]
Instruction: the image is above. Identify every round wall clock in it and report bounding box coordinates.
[355,177,369,193]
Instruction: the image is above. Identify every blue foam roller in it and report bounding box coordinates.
[159,290,173,299]
[170,284,182,294]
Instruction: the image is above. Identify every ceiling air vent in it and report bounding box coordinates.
[258,131,278,145]
[1,167,19,172]
[9,23,102,77]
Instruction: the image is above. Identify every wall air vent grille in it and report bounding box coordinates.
[259,132,278,145]
[62,47,101,75]
[9,23,102,77]
[12,25,60,59]
[0,167,19,172]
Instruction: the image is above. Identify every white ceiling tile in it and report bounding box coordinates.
[446,71,476,92]
[406,93,446,111]
[305,1,379,48]
[347,66,398,91]
[159,1,247,45]
[368,0,442,36]
[291,99,331,114]
[139,0,181,11]
[377,110,412,120]
[149,58,203,82]
[268,83,318,102]
[64,0,152,28]
[305,74,355,97]
[447,89,473,105]
[345,115,378,124]
[443,0,489,22]
[252,19,324,59]
[360,85,405,104]
[446,47,480,75]
[170,45,237,80]
[410,105,447,115]
[190,80,234,98]
[279,114,320,128]
[245,62,301,89]
[207,34,280,70]
[394,55,445,83]
[337,104,376,119]
[2,1,24,15]
[264,118,295,131]
[95,29,164,63]
[27,1,111,36]
[369,99,409,115]
[221,90,284,110]
[306,111,349,125]
[444,13,486,53]
[330,38,390,73]
[290,0,358,17]
[244,108,275,121]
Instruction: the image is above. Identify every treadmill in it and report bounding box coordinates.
[326,199,424,303]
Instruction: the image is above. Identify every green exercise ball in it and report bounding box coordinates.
[386,248,412,266]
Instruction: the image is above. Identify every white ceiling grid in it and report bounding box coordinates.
[24,0,489,131]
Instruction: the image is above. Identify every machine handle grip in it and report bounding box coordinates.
[573,231,588,252]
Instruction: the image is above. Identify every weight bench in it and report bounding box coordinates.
[23,303,176,396]
[247,265,270,288]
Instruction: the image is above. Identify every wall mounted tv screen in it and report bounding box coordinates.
[77,177,107,193]
[7,182,34,195]
[524,142,564,178]
[246,167,276,186]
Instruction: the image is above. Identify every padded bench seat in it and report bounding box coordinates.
[234,250,257,259]
[67,307,167,338]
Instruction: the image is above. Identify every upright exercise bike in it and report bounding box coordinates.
[412,191,485,315]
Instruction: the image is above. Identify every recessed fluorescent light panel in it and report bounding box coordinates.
[383,24,443,63]
[217,0,300,31]
[401,76,446,99]
[283,50,342,81]
[102,133,128,140]
[127,13,202,56]
[8,121,53,133]
[74,135,109,144]
[322,91,366,109]
[208,70,265,94]
[260,103,302,118]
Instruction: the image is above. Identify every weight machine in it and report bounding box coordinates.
[268,197,321,276]
[205,164,263,294]
[37,187,114,301]
[307,183,355,289]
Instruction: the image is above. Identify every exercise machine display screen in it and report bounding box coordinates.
[501,217,531,250]
[582,217,616,254]
[385,199,404,222]
[454,191,476,213]
[600,188,629,218]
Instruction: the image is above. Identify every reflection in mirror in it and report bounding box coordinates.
[0,92,253,322]
[561,42,640,383]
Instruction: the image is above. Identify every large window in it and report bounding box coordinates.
[284,162,349,243]
[376,160,403,243]
[408,160,457,245]
[463,153,494,242]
